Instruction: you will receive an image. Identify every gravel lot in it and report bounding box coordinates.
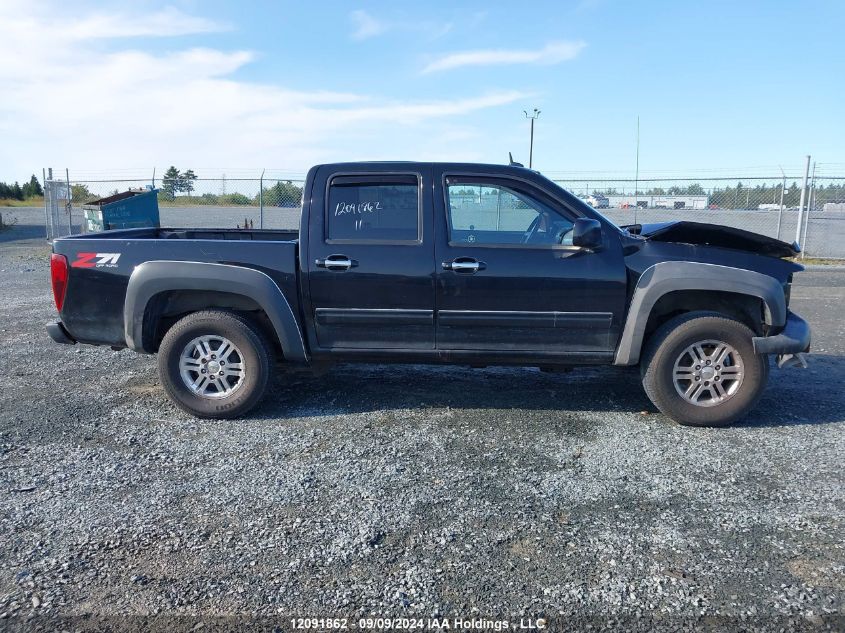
[0,221,843,631]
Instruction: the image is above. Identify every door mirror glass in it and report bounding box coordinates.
[572,218,602,249]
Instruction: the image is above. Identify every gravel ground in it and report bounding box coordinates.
[0,225,843,632]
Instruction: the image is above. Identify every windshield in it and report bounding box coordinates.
[539,176,624,233]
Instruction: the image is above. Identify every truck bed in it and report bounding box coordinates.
[53,227,302,349]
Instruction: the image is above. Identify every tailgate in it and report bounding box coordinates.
[52,238,135,347]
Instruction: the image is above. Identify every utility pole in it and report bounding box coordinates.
[523,108,541,168]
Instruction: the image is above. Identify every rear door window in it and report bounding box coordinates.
[327,175,420,243]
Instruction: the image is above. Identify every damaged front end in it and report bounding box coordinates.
[623,221,801,259]
[752,311,811,367]
[620,220,811,369]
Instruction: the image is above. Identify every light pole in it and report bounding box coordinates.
[523,108,541,168]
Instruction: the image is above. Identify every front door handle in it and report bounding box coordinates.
[442,258,486,273]
[316,254,358,271]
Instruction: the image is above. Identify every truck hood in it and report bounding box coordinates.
[622,221,800,259]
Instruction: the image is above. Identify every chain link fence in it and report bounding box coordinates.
[800,177,845,258]
[43,174,304,238]
[42,168,845,258]
[550,172,845,258]
[43,176,73,240]
[557,177,807,239]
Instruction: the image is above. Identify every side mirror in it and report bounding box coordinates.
[572,218,602,249]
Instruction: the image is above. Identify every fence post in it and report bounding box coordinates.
[66,168,73,235]
[801,162,816,259]
[776,167,786,241]
[495,187,501,230]
[795,155,811,246]
[46,167,54,240]
[259,169,265,229]
[42,167,49,240]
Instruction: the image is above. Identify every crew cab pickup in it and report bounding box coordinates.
[47,162,811,426]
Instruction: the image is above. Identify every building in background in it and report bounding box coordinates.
[605,194,709,210]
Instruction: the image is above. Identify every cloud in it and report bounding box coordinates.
[422,40,587,73]
[328,91,528,124]
[350,9,387,40]
[349,9,452,41]
[64,6,229,39]
[0,3,528,179]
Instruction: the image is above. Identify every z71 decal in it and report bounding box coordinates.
[71,252,122,268]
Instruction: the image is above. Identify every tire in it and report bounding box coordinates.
[640,311,769,427]
[157,310,273,419]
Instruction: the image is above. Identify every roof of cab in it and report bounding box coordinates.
[313,161,536,173]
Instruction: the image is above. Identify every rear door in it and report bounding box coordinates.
[433,169,627,354]
[305,166,436,350]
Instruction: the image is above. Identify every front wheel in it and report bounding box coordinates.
[640,312,769,427]
[158,310,273,419]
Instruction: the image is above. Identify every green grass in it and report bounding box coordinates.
[0,197,43,207]
[157,198,256,207]
[788,257,845,265]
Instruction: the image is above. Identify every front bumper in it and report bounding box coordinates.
[752,311,811,356]
[46,320,77,345]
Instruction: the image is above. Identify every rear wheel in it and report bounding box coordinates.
[158,310,272,418]
[641,312,769,426]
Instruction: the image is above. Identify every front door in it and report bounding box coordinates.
[434,171,627,354]
[306,166,435,350]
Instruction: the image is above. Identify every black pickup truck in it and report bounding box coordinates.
[47,162,810,426]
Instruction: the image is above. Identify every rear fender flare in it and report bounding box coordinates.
[614,261,785,365]
[124,260,307,361]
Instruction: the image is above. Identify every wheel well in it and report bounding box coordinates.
[142,290,281,354]
[643,290,766,341]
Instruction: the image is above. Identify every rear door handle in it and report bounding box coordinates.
[316,254,358,271]
[442,258,486,273]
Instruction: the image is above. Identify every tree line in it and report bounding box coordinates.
[157,177,303,206]
[591,181,845,209]
[0,175,44,200]
[14,172,303,207]
[160,166,198,199]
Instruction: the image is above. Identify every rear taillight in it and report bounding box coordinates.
[50,253,69,311]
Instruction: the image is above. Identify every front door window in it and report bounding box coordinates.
[446,181,574,247]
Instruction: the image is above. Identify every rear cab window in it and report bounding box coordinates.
[327,174,421,244]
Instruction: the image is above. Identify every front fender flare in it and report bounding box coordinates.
[124,260,307,361]
[614,261,785,366]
